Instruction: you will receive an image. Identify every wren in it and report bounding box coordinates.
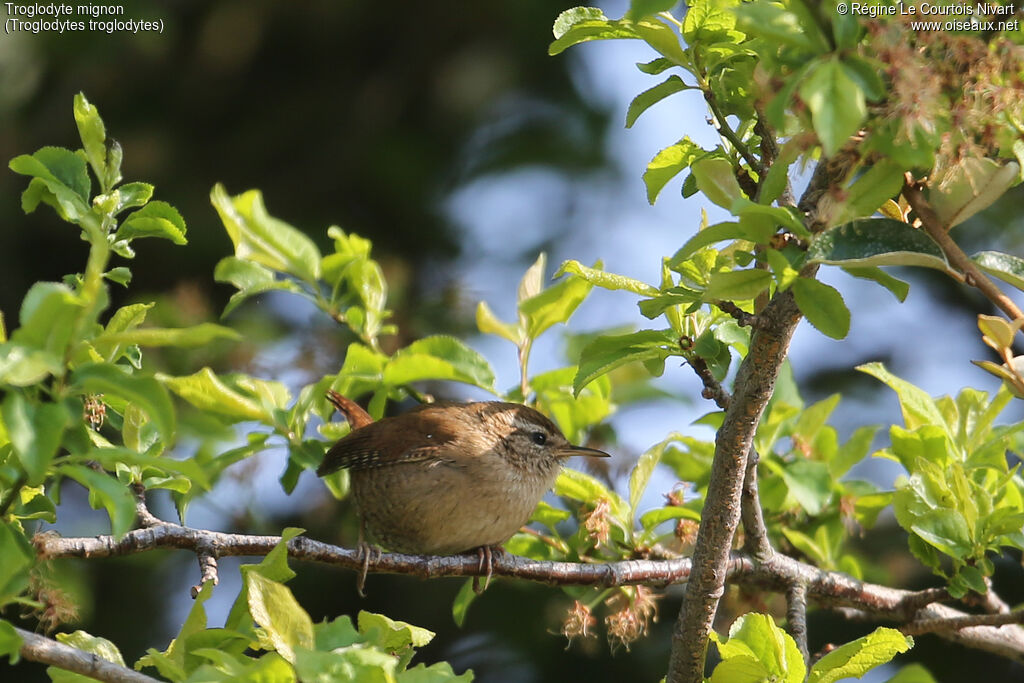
[317,393,610,557]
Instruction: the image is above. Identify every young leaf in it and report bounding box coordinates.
[158,367,268,423]
[799,58,866,157]
[245,572,314,663]
[210,184,322,286]
[518,266,595,338]
[73,93,109,189]
[549,12,638,55]
[97,323,240,348]
[9,146,92,221]
[857,362,948,430]
[643,137,703,204]
[626,75,690,128]
[692,157,743,209]
[807,627,912,683]
[830,160,906,227]
[928,159,1020,229]
[1,394,68,485]
[791,278,850,340]
[555,260,659,296]
[573,329,677,395]
[842,267,910,302]
[383,336,496,392]
[704,269,771,302]
[59,465,136,538]
[115,201,187,245]
[475,301,519,343]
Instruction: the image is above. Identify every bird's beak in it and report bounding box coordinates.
[560,445,611,458]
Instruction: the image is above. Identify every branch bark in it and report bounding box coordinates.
[31,528,1024,663]
[15,626,159,683]
[903,176,1024,322]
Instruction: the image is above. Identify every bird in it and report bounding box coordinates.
[317,391,610,590]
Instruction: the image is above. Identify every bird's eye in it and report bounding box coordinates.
[531,431,548,446]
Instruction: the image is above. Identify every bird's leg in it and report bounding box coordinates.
[471,546,504,594]
[354,518,380,597]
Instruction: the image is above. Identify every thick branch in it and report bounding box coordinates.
[668,288,804,683]
[32,528,1024,663]
[902,177,1024,322]
[14,626,159,683]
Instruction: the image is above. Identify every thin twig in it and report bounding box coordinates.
[740,447,773,561]
[687,356,732,411]
[14,626,159,683]
[786,580,809,665]
[703,90,761,173]
[713,300,762,329]
[0,473,28,517]
[902,611,1024,636]
[902,176,1024,322]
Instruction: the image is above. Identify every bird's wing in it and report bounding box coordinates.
[316,418,457,476]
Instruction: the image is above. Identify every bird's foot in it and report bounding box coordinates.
[471,546,504,594]
[355,541,381,597]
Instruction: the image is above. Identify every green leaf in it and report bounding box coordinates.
[9,146,91,221]
[857,363,947,430]
[692,157,743,209]
[973,250,1024,293]
[210,184,322,285]
[573,329,677,395]
[714,613,805,683]
[627,0,678,20]
[842,267,910,302]
[0,619,22,663]
[97,323,240,348]
[159,367,267,422]
[59,465,136,538]
[73,93,109,189]
[704,269,771,301]
[214,256,304,317]
[0,343,63,387]
[48,631,126,683]
[72,363,176,444]
[518,265,594,339]
[549,12,637,54]
[731,198,808,237]
[799,58,866,157]
[626,75,690,128]
[807,219,950,273]
[643,137,704,204]
[807,627,912,683]
[733,1,828,53]
[830,160,906,226]
[451,579,477,628]
[556,260,659,296]
[115,201,187,245]
[552,6,609,38]
[358,610,434,651]
[554,468,628,520]
[636,57,675,75]
[886,663,938,683]
[383,336,496,392]
[1,393,68,485]
[683,0,743,45]
[831,425,878,478]
[12,282,82,360]
[780,459,832,515]
[791,278,850,340]
[399,662,474,683]
[475,301,519,343]
[0,523,34,607]
[673,222,747,263]
[246,572,314,664]
[928,159,1020,229]
[114,182,152,214]
[629,435,684,522]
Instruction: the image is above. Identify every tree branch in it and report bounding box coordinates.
[902,176,1024,322]
[31,528,1024,663]
[14,626,159,683]
[786,580,809,665]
